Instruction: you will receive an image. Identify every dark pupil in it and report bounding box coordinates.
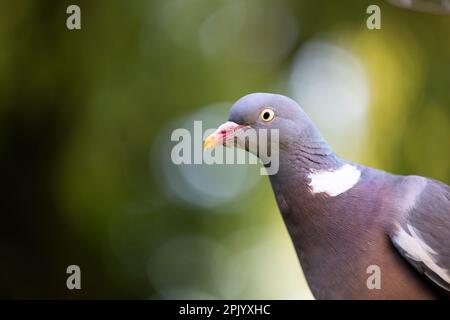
[263,112,270,120]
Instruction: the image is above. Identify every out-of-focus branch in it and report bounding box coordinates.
[387,0,450,15]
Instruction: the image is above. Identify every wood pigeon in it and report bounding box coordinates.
[204,93,450,299]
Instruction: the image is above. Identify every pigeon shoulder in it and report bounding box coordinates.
[392,174,449,223]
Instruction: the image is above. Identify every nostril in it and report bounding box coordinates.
[219,130,228,139]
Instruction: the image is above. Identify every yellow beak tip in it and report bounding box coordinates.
[203,135,217,151]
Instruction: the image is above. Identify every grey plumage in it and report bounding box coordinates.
[208,92,450,299]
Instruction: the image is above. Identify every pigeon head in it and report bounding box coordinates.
[204,93,331,167]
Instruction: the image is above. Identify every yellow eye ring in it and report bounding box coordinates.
[260,108,275,122]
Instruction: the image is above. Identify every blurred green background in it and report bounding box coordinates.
[0,0,449,299]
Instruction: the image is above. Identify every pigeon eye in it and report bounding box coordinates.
[260,108,275,122]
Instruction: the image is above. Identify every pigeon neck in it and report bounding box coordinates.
[268,137,348,201]
[280,137,344,173]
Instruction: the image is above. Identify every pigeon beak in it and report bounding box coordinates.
[204,121,249,151]
[203,132,219,151]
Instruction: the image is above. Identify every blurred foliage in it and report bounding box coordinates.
[0,0,448,298]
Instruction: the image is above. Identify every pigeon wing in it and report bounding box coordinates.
[390,177,450,293]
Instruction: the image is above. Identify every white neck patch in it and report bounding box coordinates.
[308,164,361,197]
